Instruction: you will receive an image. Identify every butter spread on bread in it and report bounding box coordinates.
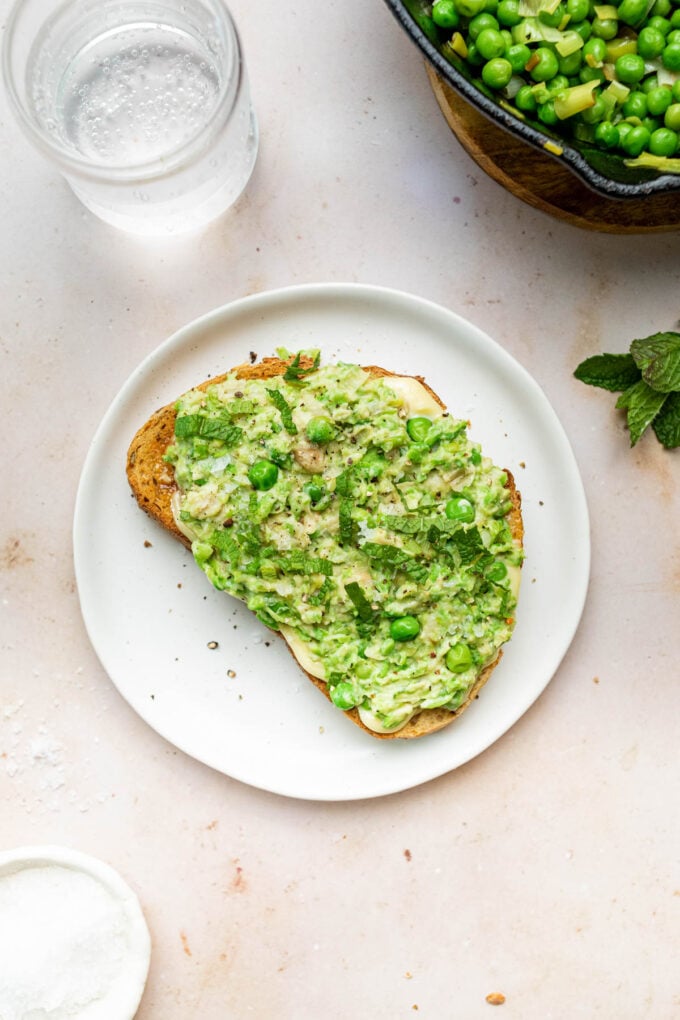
[127,353,523,739]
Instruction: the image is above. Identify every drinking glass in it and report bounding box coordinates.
[2,0,259,235]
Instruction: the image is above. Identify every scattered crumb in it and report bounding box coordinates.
[518,461,526,469]
[227,669,236,678]
[206,820,218,830]
[412,1006,419,1012]
[249,351,257,363]
[180,931,192,957]
[207,641,219,650]
[486,993,506,1006]
[150,694,155,700]
[319,726,325,734]
[404,849,412,862]
[143,540,152,548]
[405,972,413,980]
[538,500,544,506]
[593,676,600,684]
[177,583,182,589]
[265,641,271,647]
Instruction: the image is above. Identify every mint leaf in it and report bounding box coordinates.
[651,391,680,449]
[574,352,641,392]
[615,380,668,446]
[451,526,485,564]
[266,388,298,434]
[283,351,321,382]
[276,551,333,576]
[174,414,242,445]
[338,498,355,545]
[630,332,680,393]
[344,581,376,621]
[361,541,428,582]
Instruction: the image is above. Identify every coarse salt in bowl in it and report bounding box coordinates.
[0,845,151,1019]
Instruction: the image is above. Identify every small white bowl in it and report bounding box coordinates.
[0,845,151,1019]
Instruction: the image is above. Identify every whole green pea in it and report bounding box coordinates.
[454,0,487,16]
[662,41,680,71]
[304,480,325,503]
[583,37,607,64]
[469,12,499,38]
[581,95,607,124]
[566,0,589,21]
[445,643,474,673]
[537,99,559,125]
[389,616,421,642]
[248,459,279,490]
[622,91,648,118]
[445,495,476,523]
[616,121,634,144]
[515,84,538,111]
[617,0,649,25]
[647,15,671,36]
[640,74,660,94]
[539,1,566,26]
[649,126,679,154]
[530,46,559,81]
[637,26,666,58]
[594,120,620,147]
[330,682,359,710]
[666,103,680,130]
[506,43,531,73]
[482,56,513,87]
[591,16,618,39]
[477,27,506,59]
[306,416,335,444]
[486,560,509,582]
[615,53,646,83]
[558,49,583,75]
[496,0,522,25]
[432,0,460,27]
[646,86,673,116]
[466,42,486,66]
[621,124,651,155]
[406,417,432,442]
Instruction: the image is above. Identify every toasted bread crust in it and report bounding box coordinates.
[127,357,523,740]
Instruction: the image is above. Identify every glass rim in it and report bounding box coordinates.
[1,0,246,183]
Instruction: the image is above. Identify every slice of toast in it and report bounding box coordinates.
[127,357,523,739]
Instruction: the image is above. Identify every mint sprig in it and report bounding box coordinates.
[574,331,680,448]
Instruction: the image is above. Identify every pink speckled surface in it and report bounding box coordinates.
[1,0,679,1016]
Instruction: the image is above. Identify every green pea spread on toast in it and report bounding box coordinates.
[126,352,524,739]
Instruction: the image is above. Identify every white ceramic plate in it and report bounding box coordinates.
[74,283,590,801]
[0,845,150,1018]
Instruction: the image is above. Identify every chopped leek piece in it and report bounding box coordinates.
[594,4,618,18]
[518,0,560,15]
[555,30,584,56]
[604,79,630,105]
[624,153,680,172]
[451,31,468,58]
[606,37,638,61]
[553,79,599,118]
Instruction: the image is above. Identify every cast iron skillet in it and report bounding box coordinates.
[383,0,680,199]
